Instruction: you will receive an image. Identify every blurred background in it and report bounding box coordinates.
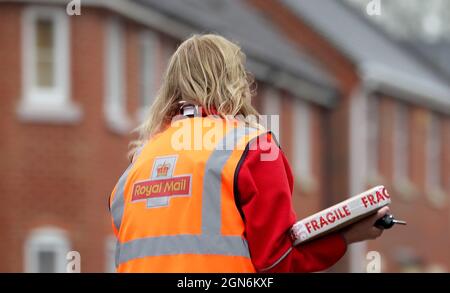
[0,0,449,273]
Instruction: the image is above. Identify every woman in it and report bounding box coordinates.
[109,34,389,273]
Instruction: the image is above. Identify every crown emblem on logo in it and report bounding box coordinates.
[156,162,170,177]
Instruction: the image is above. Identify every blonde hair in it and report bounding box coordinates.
[130,34,261,157]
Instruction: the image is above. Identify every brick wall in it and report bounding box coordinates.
[0,3,24,273]
[0,5,134,272]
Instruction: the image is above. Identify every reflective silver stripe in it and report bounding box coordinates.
[118,235,250,264]
[111,147,143,232]
[111,164,133,232]
[116,126,259,266]
[202,126,252,235]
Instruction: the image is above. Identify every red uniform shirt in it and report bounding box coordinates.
[235,134,347,272]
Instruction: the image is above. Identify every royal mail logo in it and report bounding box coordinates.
[156,162,170,177]
[131,155,192,208]
[132,176,191,200]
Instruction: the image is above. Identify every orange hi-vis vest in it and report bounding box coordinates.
[109,117,265,272]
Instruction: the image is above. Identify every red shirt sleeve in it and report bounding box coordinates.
[236,133,347,272]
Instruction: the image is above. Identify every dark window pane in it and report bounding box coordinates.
[38,250,56,273]
[36,19,54,87]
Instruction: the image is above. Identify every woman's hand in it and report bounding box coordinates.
[341,206,390,245]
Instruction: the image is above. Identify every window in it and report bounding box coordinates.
[24,227,70,273]
[262,88,281,141]
[19,6,81,123]
[105,18,131,134]
[367,96,380,178]
[426,114,447,208]
[138,31,158,121]
[393,102,417,200]
[293,99,312,185]
[427,114,442,189]
[163,40,176,68]
[394,103,409,183]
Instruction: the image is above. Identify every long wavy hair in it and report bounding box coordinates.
[129,34,261,158]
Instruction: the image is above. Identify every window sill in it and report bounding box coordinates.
[294,175,317,195]
[136,107,150,123]
[426,187,448,209]
[393,179,419,202]
[17,99,82,124]
[105,105,133,135]
[366,173,386,187]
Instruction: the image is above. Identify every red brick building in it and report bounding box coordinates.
[0,0,448,273]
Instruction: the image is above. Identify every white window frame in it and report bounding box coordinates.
[137,30,158,122]
[262,87,281,141]
[24,227,70,273]
[18,6,81,123]
[293,98,314,190]
[104,17,131,134]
